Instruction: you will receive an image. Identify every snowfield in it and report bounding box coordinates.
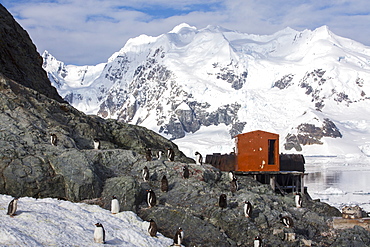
[0,195,174,246]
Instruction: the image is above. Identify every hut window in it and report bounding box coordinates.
[268,139,275,165]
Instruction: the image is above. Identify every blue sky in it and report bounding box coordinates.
[2,0,370,65]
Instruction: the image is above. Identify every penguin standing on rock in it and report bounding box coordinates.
[228,170,236,181]
[167,148,175,161]
[94,223,105,244]
[254,236,262,247]
[93,138,101,150]
[173,227,184,246]
[219,194,227,209]
[7,198,18,217]
[50,133,57,146]
[111,196,119,214]
[280,215,294,228]
[161,175,169,192]
[230,177,238,194]
[244,201,252,218]
[156,150,164,160]
[295,193,303,208]
[142,166,150,182]
[148,219,158,237]
[195,151,203,165]
[145,148,152,161]
[147,189,156,208]
[183,166,190,179]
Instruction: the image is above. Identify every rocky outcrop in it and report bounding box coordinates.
[99,157,368,246]
[0,73,191,201]
[0,4,64,103]
[284,118,342,151]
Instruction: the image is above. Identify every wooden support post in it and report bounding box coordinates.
[270,175,276,191]
[301,174,304,193]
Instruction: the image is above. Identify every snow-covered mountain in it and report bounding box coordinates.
[43,23,370,158]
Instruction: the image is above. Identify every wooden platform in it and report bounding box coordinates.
[333,217,370,230]
[235,171,307,193]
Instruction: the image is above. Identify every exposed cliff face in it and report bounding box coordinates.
[0,4,64,103]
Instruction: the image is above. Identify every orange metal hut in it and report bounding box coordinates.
[235,130,280,172]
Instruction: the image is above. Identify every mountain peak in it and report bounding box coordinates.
[169,23,197,33]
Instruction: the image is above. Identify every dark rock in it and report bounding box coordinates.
[0,4,64,103]
[284,118,342,151]
[273,74,294,89]
[101,176,140,212]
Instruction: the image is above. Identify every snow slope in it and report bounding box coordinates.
[0,195,174,246]
[43,24,370,159]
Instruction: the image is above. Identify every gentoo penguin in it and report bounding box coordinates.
[111,195,119,214]
[147,189,156,208]
[142,166,150,182]
[244,201,252,218]
[156,150,164,160]
[228,170,236,181]
[254,236,262,247]
[161,175,169,192]
[230,177,238,193]
[173,227,184,246]
[93,138,101,150]
[167,148,175,161]
[219,194,227,209]
[94,223,105,244]
[280,215,294,228]
[145,148,152,161]
[7,198,18,217]
[295,193,303,208]
[148,219,158,237]
[183,166,190,179]
[50,133,57,146]
[195,151,203,165]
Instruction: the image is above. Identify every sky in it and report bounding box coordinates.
[2,0,370,65]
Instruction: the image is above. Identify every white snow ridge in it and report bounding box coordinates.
[0,195,173,246]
